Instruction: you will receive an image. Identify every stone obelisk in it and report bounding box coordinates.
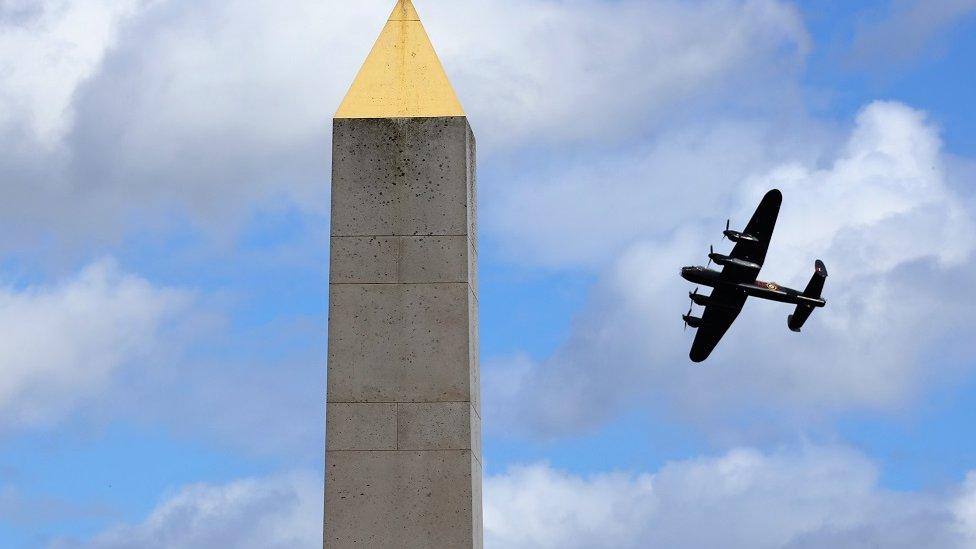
[325,1,481,547]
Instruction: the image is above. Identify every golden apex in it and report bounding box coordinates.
[335,0,465,119]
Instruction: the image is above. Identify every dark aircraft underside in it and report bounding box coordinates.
[680,189,828,363]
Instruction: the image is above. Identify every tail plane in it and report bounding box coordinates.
[788,260,828,332]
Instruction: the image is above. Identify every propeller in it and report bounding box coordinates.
[723,219,731,240]
[683,304,693,332]
[707,245,714,268]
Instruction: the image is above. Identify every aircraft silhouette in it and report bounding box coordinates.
[680,189,828,363]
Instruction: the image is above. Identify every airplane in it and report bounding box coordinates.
[680,189,828,363]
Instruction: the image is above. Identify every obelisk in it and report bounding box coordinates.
[324,1,482,547]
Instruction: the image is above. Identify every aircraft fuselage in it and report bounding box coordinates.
[680,266,826,308]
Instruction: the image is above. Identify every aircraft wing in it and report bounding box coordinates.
[689,287,747,363]
[723,189,782,282]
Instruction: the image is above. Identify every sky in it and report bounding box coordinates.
[1,0,976,547]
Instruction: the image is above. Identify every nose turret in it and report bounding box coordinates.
[680,266,702,283]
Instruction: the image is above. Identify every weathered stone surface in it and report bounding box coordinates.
[326,115,481,547]
[331,117,474,237]
[468,288,481,414]
[399,236,469,283]
[397,402,471,451]
[327,282,471,403]
[330,235,469,284]
[470,405,482,462]
[471,455,484,549]
[467,236,479,295]
[326,403,397,451]
[325,450,477,549]
[329,237,398,283]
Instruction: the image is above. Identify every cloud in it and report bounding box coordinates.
[486,117,829,269]
[849,0,976,69]
[485,446,968,549]
[0,257,323,457]
[437,0,809,149]
[0,259,190,428]
[954,472,976,544]
[59,445,976,549]
[0,0,152,143]
[486,101,976,437]
[53,472,323,549]
[0,0,809,249]
[488,101,971,272]
[751,101,974,278]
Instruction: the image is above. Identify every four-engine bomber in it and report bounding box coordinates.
[680,189,828,362]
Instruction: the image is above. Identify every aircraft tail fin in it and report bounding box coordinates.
[788,306,814,332]
[788,260,828,332]
[802,259,828,299]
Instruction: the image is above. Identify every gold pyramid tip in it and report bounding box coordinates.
[335,0,464,119]
[388,0,420,21]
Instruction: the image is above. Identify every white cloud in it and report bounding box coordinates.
[0,0,809,247]
[756,101,974,278]
[0,257,322,458]
[953,472,976,544]
[0,257,325,456]
[61,446,976,549]
[487,118,827,269]
[0,260,190,428]
[489,101,972,272]
[0,0,152,143]
[484,462,655,548]
[486,101,976,437]
[485,446,966,549]
[57,472,322,549]
[437,0,809,148]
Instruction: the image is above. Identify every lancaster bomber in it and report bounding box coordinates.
[680,189,828,363]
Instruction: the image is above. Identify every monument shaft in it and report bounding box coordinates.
[325,4,481,546]
[326,117,481,548]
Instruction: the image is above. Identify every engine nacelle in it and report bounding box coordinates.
[709,252,761,271]
[723,230,759,243]
[682,314,703,328]
[708,252,730,265]
[689,291,710,307]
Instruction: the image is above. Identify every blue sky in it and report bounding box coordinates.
[2,0,976,547]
